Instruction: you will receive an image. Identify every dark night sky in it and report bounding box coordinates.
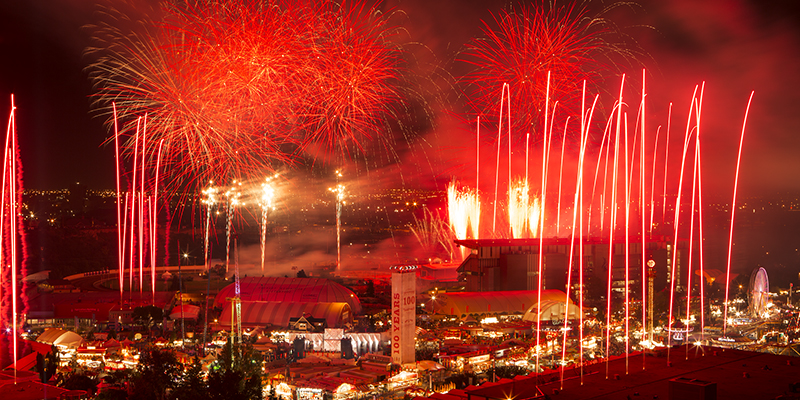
[0,0,799,198]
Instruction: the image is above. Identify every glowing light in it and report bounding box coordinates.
[260,175,278,271]
[329,177,346,271]
[508,180,541,238]
[447,182,480,259]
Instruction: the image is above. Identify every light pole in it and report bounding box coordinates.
[647,259,655,342]
[180,252,187,349]
[329,171,345,271]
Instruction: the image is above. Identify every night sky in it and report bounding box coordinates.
[1,0,799,198]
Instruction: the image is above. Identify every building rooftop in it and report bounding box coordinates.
[417,346,800,400]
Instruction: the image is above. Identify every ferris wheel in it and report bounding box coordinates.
[748,267,769,318]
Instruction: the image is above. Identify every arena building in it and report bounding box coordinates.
[455,236,688,296]
[427,290,580,321]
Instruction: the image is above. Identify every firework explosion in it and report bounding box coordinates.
[460,2,637,140]
[508,179,541,238]
[88,0,405,191]
[409,207,458,262]
[446,181,480,259]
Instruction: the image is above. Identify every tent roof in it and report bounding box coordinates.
[170,304,200,320]
[214,277,361,313]
[37,328,84,349]
[432,290,571,317]
[219,301,352,328]
[522,294,581,322]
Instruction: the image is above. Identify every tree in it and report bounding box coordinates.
[132,305,164,331]
[492,365,528,380]
[61,372,98,395]
[207,339,263,400]
[296,269,308,278]
[210,264,227,278]
[366,280,375,297]
[96,389,129,400]
[130,347,182,400]
[170,357,210,400]
[36,345,59,383]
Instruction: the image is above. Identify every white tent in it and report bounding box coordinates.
[37,328,84,349]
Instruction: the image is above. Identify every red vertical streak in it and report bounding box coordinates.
[640,70,647,370]
[5,96,18,371]
[508,87,512,237]
[606,74,624,378]
[113,104,123,298]
[492,84,509,234]
[686,116,699,359]
[692,83,705,349]
[557,129,567,236]
[668,86,699,362]
[580,93,598,384]
[587,118,612,236]
[536,72,551,378]
[11,99,18,373]
[723,92,755,336]
[662,104,672,225]
[649,128,660,234]
[561,84,593,388]
[139,116,146,294]
[624,114,631,374]
[151,140,164,299]
[130,120,140,293]
[696,125,706,343]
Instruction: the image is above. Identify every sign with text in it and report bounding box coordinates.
[391,270,416,366]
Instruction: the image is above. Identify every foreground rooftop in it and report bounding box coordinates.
[418,345,800,400]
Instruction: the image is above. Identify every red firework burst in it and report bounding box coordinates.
[298,1,403,157]
[460,2,635,139]
[88,0,404,190]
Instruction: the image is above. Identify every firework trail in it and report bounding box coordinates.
[225,182,242,272]
[260,175,277,271]
[0,96,28,371]
[457,64,755,374]
[112,111,165,298]
[201,183,218,272]
[409,207,458,262]
[723,92,755,337]
[329,172,346,271]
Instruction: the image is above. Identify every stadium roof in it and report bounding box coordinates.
[218,301,352,329]
[429,290,577,319]
[214,277,361,314]
[454,235,688,249]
